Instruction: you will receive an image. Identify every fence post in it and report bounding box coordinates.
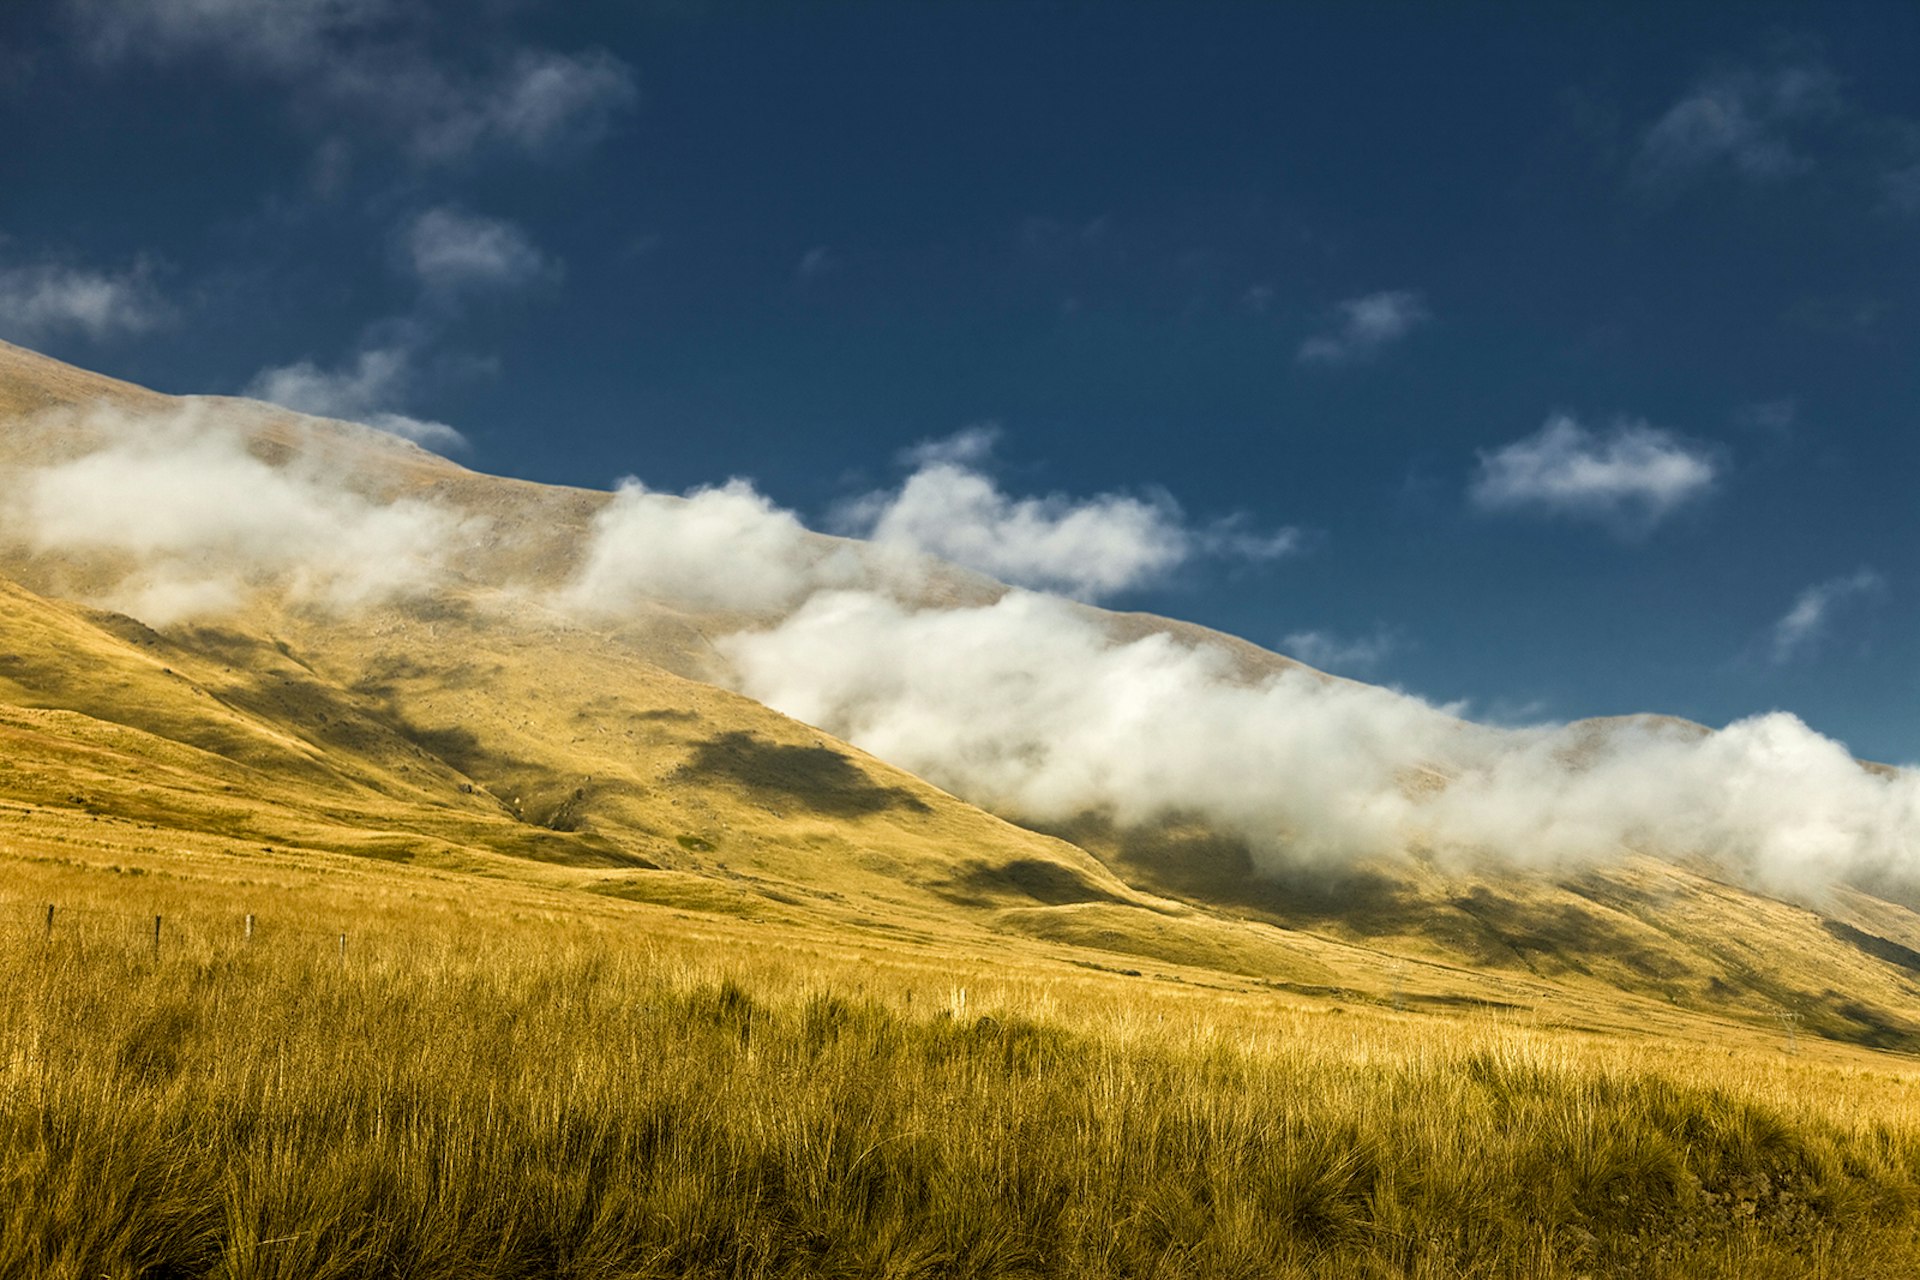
[339,931,347,961]
[245,913,255,943]
[152,915,162,961]
[43,903,53,942]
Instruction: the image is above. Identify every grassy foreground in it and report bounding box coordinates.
[5,874,1920,1280]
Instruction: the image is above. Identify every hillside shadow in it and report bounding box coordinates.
[1041,815,1415,933]
[942,859,1127,907]
[188,630,649,849]
[1448,885,1691,980]
[1824,919,1920,976]
[677,732,932,819]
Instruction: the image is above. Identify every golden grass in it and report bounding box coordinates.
[6,838,1920,1279]
[4,347,1920,1272]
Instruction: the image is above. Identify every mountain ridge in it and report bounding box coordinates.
[1,340,1916,1053]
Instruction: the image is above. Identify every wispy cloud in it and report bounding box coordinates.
[794,246,838,284]
[65,0,636,164]
[404,207,555,301]
[1282,628,1398,676]
[245,341,466,452]
[1297,290,1428,365]
[899,423,1001,469]
[836,429,1301,600]
[1733,398,1797,437]
[1017,214,1114,258]
[1470,414,1719,532]
[1636,62,1837,187]
[0,255,171,344]
[245,205,550,450]
[1883,158,1920,214]
[1767,569,1884,665]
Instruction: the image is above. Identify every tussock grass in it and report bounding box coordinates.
[6,894,1920,1279]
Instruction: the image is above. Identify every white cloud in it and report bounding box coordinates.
[1637,63,1837,186]
[1423,711,1920,894]
[479,48,636,155]
[722,589,1460,862]
[561,479,859,616]
[0,403,478,624]
[720,589,1920,891]
[1768,569,1883,665]
[245,343,466,452]
[11,401,1910,898]
[837,431,1301,600]
[1470,414,1718,531]
[0,258,170,344]
[852,466,1186,598]
[900,423,1000,469]
[66,0,636,164]
[1297,290,1428,365]
[404,207,553,299]
[1282,627,1398,675]
[554,430,1297,622]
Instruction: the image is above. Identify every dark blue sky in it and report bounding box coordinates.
[3,2,1919,758]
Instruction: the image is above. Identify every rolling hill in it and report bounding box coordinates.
[1,336,1917,1055]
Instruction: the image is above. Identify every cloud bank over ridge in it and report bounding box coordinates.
[1,398,1914,899]
[0,404,478,624]
[722,588,1920,893]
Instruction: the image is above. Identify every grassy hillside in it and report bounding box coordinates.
[7,832,1920,1279]
[5,342,1920,1273]
[0,341,1917,1050]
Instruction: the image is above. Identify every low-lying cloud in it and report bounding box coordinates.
[722,589,1461,862]
[1282,627,1398,676]
[834,430,1300,600]
[562,478,860,616]
[0,404,477,624]
[722,589,1920,893]
[4,401,1913,898]
[246,342,467,452]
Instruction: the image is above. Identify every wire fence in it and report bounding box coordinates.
[0,893,373,962]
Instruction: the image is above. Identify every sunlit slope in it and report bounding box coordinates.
[3,341,1920,1052]
[1047,812,1920,1049]
[0,339,171,419]
[0,563,1156,932]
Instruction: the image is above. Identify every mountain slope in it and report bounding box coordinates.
[1,339,1917,1051]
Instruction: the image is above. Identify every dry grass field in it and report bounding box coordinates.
[6,820,1920,1279]
[5,341,1920,1276]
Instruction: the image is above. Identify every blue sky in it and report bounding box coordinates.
[3,2,1918,760]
